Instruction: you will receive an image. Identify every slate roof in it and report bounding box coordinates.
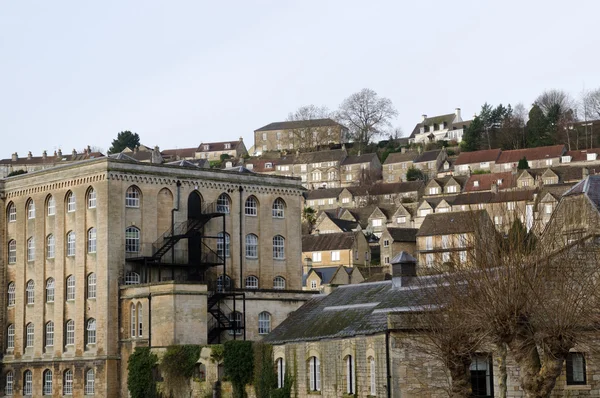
[161,147,197,159]
[416,210,489,236]
[277,149,347,165]
[328,218,360,232]
[0,151,104,165]
[347,181,423,196]
[307,266,354,285]
[347,205,396,227]
[197,140,241,153]
[564,175,600,209]
[383,151,418,164]
[455,149,502,166]
[108,153,138,162]
[496,145,566,164]
[414,150,442,164]
[341,153,379,165]
[302,232,357,252]
[386,228,418,242]
[409,114,457,138]
[305,188,344,200]
[538,183,575,201]
[255,118,343,132]
[164,159,209,168]
[245,159,278,173]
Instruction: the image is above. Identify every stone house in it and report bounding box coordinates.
[304,188,344,210]
[301,231,370,270]
[453,148,501,175]
[465,171,517,192]
[408,108,471,144]
[312,211,360,235]
[275,148,347,189]
[389,204,417,228]
[382,150,419,182]
[562,148,600,166]
[340,153,383,187]
[494,145,566,172]
[0,147,104,178]
[303,265,364,292]
[423,176,466,196]
[340,181,422,208]
[413,149,448,179]
[534,184,575,233]
[195,138,248,161]
[244,159,279,175]
[380,227,418,269]
[160,147,198,162]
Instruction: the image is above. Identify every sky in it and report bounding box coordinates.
[1,0,599,157]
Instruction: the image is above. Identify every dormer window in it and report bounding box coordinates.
[203,145,210,151]
[480,162,489,169]
[561,156,572,163]
[473,181,479,187]
[224,143,231,149]
[497,179,503,185]
[265,162,273,169]
[587,153,597,161]
[428,187,439,195]
[433,123,439,131]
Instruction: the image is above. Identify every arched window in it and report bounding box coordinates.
[137,303,143,337]
[125,226,140,253]
[47,195,56,216]
[46,278,55,302]
[23,370,33,396]
[345,355,355,394]
[125,186,141,208]
[86,318,96,345]
[87,227,97,253]
[245,234,258,258]
[272,198,285,218]
[45,321,54,347]
[217,232,230,258]
[216,275,231,293]
[217,193,231,214]
[228,311,243,336]
[125,272,140,285]
[85,369,95,395]
[7,324,15,350]
[27,237,35,261]
[7,282,15,306]
[26,280,35,304]
[244,196,258,216]
[63,369,73,395]
[369,356,376,395]
[308,356,321,391]
[66,191,76,212]
[276,358,286,388]
[273,235,285,259]
[8,240,16,264]
[7,202,16,222]
[46,234,55,259]
[87,273,96,299]
[5,371,14,395]
[87,188,97,209]
[245,276,259,289]
[66,231,75,256]
[43,369,53,395]
[130,303,136,338]
[273,276,286,290]
[66,275,75,301]
[27,200,35,219]
[258,312,271,335]
[65,320,75,346]
[25,323,34,347]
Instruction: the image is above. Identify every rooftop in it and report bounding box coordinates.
[255,118,343,132]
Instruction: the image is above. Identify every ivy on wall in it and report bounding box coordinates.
[127,347,159,398]
[224,340,254,398]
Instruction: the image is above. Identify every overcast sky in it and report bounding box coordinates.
[1,1,599,157]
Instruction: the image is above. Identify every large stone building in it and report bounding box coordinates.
[254,119,348,154]
[0,156,310,397]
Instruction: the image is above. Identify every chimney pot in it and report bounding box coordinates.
[455,108,462,120]
[57,149,62,157]
[391,252,417,288]
[72,149,77,157]
[11,153,18,161]
[42,150,47,159]
[27,151,32,160]
[421,114,427,122]
[87,145,91,153]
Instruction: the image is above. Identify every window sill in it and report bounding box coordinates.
[565,384,591,390]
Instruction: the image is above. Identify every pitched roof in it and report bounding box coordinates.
[347,181,423,196]
[196,140,241,153]
[0,150,104,165]
[245,159,278,172]
[383,151,418,164]
[302,232,357,252]
[327,217,360,232]
[496,145,566,164]
[255,118,343,132]
[454,149,501,166]
[409,113,457,138]
[277,149,347,165]
[347,205,396,228]
[465,172,516,192]
[305,188,344,200]
[414,150,442,163]
[565,148,600,162]
[307,266,354,284]
[564,175,600,209]
[386,228,418,242]
[416,210,489,236]
[161,147,197,159]
[341,153,379,166]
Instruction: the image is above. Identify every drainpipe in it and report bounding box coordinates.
[386,330,391,398]
[148,293,152,348]
[171,181,182,278]
[238,186,243,289]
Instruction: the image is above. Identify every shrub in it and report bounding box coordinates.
[406,166,426,182]
[161,345,201,380]
[7,170,27,177]
[224,340,254,398]
[253,343,276,398]
[127,347,158,398]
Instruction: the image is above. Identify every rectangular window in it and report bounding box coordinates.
[331,251,340,261]
[546,159,552,166]
[441,235,449,249]
[566,353,586,385]
[442,252,450,263]
[428,187,439,195]
[459,233,467,248]
[460,250,467,263]
[480,162,490,169]
[507,202,516,211]
[425,236,433,250]
[372,219,382,227]
[383,239,390,247]
[426,253,434,266]
[262,133,267,141]
[419,208,432,217]
[312,252,321,262]
[494,216,503,225]
[447,185,457,193]
[342,197,350,204]
[397,216,406,224]
[345,174,352,181]
[470,355,494,397]
[544,204,553,214]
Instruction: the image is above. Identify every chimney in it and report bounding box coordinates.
[401,147,406,154]
[491,182,498,194]
[11,153,17,162]
[455,108,462,120]
[72,149,77,157]
[27,151,32,160]
[303,257,313,275]
[421,114,427,122]
[239,136,243,142]
[87,145,91,154]
[42,150,47,160]
[583,167,589,179]
[57,149,62,157]
[391,252,417,288]
[314,229,320,236]
[151,146,162,164]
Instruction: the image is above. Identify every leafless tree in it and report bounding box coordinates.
[336,88,398,153]
[281,105,339,151]
[535,89,576,116]
[582,88,600,119]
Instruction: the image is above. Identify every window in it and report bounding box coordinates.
[225,142,231,149]
[137,301,143,336]
[125,186,141,207]
[87,273,96,299]
[85,369,95,395]
[7,324,14,350]
[245,234,258,258]
[43,369,53,395]
[458,233,467,248]
[460,250,467,263]
[216,275,231,293]
[372,219,382,227]
[125,272,140,285]
[245,196,258,216]
[310,280,318,290]
[23,370,32,396]
[442,252,450,262]
[217,232,230,258]
[273,235,285,259]
[45,321,54,347]
[312,252,321,262]
[441,235,449,249]
[276,358,285,389]
[273,276,286,290]
[26,280,35,304]
[494,216,503,226]
[342,197,350,204]
[66,192,76,212]
[66,231,75,256]
[130,303,136,337]
[229,311,243,336]
[308,356,321,391]
[447,185,458,193]
[5,372,13,395]
[272,198,285,218]
[217,194,230,214]
[331,251,340,261]
[66,275,75,301]
[425,236,433,250]
[46,278,55,302]
[562,155,572,163]
[27,237,35,261]
[470,355,493,397]
[87,318,96,345]
[8,202,16,222]
[63,370,73,395]
[507,201,516,211]
[419,208,432,217]
[125,227,140,253]
[546,159,553,166]
[26,323,34,347]
[566,352,586,385]
[46,234,55,259]
[429,187,439,195]
[383,239,390,247]
[544,204,553,214]
[345,355,355,394]
[245,276,259,289]
[8,240,16,264]
[87,228,97,253]
[65,320,75,345]
[370,357,376,395]
[27,200,35,219]
[397,216,406,224]
[262,133,267,141]
[345,174,352,181]
[7,283,15,306]
[47,196,55,216]
[426,253,434,266]
[258,311,271,334]
[265,162,273,169]
[87,188,97,209]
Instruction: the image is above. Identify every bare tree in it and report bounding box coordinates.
[282,105,339,151]
[582,88,600,119]
[535,89,576,116]
[337,88,398,153]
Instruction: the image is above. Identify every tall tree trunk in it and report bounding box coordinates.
[496,342,508,398]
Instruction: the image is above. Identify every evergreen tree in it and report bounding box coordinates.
[517,157,530,170]
[108,131,141,154]
[525,105,552,147]
[461,116,484,152]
